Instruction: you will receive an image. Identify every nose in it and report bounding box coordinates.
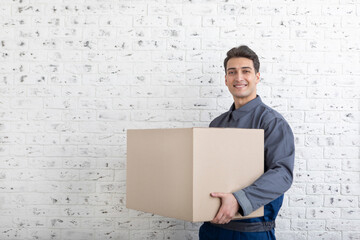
[234,72,244,81]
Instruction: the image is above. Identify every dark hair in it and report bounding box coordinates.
[223,45,260,73]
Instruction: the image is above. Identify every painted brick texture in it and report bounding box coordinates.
[0,0,359,239]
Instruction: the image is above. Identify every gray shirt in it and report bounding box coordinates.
[210,95,295,216]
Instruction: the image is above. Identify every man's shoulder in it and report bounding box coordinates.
[209,111,229,127]
[257,101,288,127]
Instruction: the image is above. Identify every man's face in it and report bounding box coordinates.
[225,57,260,105]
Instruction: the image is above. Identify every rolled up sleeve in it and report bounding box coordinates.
[232,118,295,216]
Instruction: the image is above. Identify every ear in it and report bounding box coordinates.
[255,72,260,84]
[225,75,228,86]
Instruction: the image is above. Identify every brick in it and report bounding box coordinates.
[28,229,60,240]
[203,16,237,27]
[0,228,27,239]
[307,231,342,240]
[307,87,340,98]
[295,171,324,183]
[28,157,62,168]
[11,98,43,109]
[343,232,360,240]
[272,40,306,51]
[337,111,359,124]
[322,5,356,16]
[276,231,307,240]
[129,230,163,240]
[289,195,323,207]
[187,27,219,39]
[278,207,305,219]
[62,206,93,217]
[324,196,358,208]
[341,209,360,219]
[49,73,81,85]
[325,171,360,183]
[168,16,202,27]
[0,110,27,121]
[342,159,360,171]
[61,182,95,193]
[0,74,14,85]
[80,217,114,228]
[116,219,149,230]
[149,4,182,15]
[289,51,324,63]
[16,50,48,61]
[183,4,217,15]
[305,112,338,123]
[342,16,360,27]
[97,182,126,193]
[134,15,167,27]
[164,230,198,240]
[307,159,341,171]
[341,184,360,195]
[152,51,184,62]
[307,39,341,51]
[95,230,129,240]
[79,170,114,181]
[296,147,323,159]
[97,111,129,121]
[61,230,93,239]
[202,39,237,50]
[324,147,359,159]
[306,183,340,195]
[286,183,306,195]
[325,123,358,135]
[186,51,221,62]
[326,220,360,231]
[182,98,217,110]
[167,62,202,74]
[150,218,185,230]
[305,135,339,147]
[289,98,323,110]
[98,62,133,75]
[276,219,291,230]
[168,39,201,51]
[117,3,147,15]
[342,88,360,99]
[185,222,202,231]
[291,219,325,231]
[255,28,289,39]
[185,74,220,85]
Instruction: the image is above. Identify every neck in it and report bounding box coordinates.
[234,95,257,109]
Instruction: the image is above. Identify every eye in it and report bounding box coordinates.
[228,71,235,75]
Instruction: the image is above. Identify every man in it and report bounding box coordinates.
[199,45,295,240]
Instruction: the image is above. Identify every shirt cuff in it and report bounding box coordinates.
[232,190,253,216]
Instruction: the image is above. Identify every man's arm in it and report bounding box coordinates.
[233,118,295,216]
[211,118,295,222]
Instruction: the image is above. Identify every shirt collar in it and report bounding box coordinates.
[227,95,262,120]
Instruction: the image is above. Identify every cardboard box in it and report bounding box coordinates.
[126,128,264,222]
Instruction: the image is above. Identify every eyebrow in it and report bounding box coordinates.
[226,66,253,71]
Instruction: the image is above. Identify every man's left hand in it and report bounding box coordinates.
[210,192,239,224]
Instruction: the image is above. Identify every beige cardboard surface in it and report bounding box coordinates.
[126,128,264,222]
[193,128,264,222]
[126,128,194,221]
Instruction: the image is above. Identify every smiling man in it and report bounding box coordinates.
[199,46,295,240]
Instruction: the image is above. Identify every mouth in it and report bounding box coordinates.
[233,83,248,88]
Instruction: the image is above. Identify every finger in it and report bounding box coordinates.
[211,192,225,198]
[211,214,222,224]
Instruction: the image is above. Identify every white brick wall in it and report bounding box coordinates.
[0,0,359,239]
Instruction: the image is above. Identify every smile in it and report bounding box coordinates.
[233,83,248,88]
